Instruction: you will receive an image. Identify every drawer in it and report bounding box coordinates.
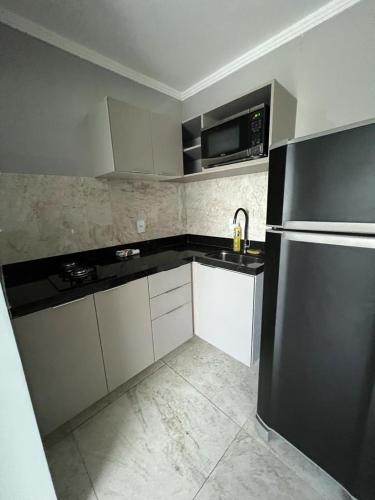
[148,264,191,298]
[152,302,193,360]
[150,283,191,320]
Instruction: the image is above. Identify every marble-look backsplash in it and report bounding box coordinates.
[0,173,185,264]
[0,171,268,264]
[184,172,268,242]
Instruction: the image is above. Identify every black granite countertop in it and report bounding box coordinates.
[3,235,264,318]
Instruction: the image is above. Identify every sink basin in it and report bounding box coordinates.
[206,250,262,267]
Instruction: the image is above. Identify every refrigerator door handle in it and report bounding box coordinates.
[283,230,375,249]
[284,221,375,234]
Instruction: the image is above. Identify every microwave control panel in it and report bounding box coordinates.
[249,104,269,158]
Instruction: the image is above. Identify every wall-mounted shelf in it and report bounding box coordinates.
[183,143,201,161]
[173,79,296,183]
[163,157,268,183]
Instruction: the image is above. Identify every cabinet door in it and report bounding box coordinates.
[193,263,255,366]
[107,97,154,174]
[12,296,108,435]
[151,112,183,176]
[152,302,193,360]
[94,278,154,391]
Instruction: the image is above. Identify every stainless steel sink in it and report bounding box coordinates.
[206,250,263,267]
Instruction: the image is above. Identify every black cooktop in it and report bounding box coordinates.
[48,264,117,291]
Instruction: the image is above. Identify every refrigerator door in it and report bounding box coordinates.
[257,230,375,499]
[267,121,375,232]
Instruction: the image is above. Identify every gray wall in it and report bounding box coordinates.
[182,0,375,138]
[0,23,181,177]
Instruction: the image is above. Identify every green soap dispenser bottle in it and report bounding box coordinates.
[233,223,242,252]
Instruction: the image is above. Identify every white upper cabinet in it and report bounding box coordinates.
[107,97,154,174]
[88,97,183,179]
[151,112,183,176]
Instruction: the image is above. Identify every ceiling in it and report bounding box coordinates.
[0,0,360,99]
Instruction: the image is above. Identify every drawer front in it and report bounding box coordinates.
[148,264,191,298]
[150,283,191,320]
[152,302,193,360]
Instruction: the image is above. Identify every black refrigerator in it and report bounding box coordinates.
[257,119,375,500]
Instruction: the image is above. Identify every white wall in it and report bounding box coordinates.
[182,0,375,138]
[0,284,56,499]
[0,23,181,177]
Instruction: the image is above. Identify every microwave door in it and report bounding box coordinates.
[201,113,250,166]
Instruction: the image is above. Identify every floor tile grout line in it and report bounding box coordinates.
[164,360,244,429]
[68,341,204,439]
[192,427,243,500]
[71,362,167,434]
[239,424,329,499]
[46,361,167,449]
[71,432,100,500]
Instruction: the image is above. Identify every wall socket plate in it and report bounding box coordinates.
[137,220,146,233]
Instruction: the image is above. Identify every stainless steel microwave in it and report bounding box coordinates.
[201,103,269,168]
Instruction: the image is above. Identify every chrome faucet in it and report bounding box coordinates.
[233,208,250,253]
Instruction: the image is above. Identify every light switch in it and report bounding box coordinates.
[137,220,146,233]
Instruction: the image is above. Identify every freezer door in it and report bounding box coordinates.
[266,121,375,232]
[257,230,375,499]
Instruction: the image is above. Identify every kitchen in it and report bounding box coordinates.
[0,1,375,500]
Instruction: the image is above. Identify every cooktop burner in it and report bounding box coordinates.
[48,262,116,291]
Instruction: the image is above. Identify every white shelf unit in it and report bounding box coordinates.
[170,157,269,183]
[182,115,202,175]
[183,143,201,160]
[166,79,296,183]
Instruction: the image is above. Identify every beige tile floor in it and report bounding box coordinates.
[45,336,347,500]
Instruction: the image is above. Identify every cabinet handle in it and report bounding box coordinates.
[52,297,86,309]
[164,283,189,294]
[99,283,125,294]
[163,302,189,316]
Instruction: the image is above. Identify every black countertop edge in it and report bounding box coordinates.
[3,234,264,286]
[4,236,265,318]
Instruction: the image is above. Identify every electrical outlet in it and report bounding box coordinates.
[137,220,146,233]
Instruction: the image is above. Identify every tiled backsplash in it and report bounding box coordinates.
[184,172,268,243]
[0,171,267,264]
[0,173,185,264]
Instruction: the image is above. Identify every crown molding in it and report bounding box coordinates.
[0,0,360,103]
[0,7,182,100]
[180,0,361,100]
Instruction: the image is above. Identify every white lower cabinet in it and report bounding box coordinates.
[148,265,193,360]
[192,262,263,366]
[94,277,154,392]
[152,302,193,360]
[12,295,108,435]
[148,263,191,297]
[12,260,263,436]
